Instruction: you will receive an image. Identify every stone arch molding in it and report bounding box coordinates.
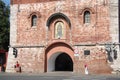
[28,11,41,19]
[46,13,71,28]
[45,42,74,57]
[80,7,95,15]
[45,42,74,72]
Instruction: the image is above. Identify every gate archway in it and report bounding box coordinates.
[45,42,74,72]
[55,53,73,71]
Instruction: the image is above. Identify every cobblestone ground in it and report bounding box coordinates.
[0,72,120,80]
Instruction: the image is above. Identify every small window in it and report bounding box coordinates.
[84,11,90,24]
[31,15,37,27]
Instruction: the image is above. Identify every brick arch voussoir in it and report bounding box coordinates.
[45,42,74,61]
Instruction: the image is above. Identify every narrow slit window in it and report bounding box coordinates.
[32,15,37,27]
[84,11,90,24]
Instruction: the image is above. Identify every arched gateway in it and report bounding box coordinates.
[45,42,74,72]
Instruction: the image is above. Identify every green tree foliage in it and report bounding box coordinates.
[0,0,10,51]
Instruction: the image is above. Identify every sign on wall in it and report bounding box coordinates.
[84,50,90,55]
[74,46,79,56]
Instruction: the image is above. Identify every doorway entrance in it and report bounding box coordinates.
[47,52,73,72]
[55,53,73,71]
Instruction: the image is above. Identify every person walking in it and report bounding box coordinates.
[84,64,89,75]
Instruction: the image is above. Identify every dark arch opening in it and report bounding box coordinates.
[55,53,73,71]
[46,13,71,28]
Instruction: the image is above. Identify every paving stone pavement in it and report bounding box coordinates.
[0,72,120,80]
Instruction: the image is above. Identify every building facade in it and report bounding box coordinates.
[6,0,119,74]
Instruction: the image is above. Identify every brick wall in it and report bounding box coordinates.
[6,0,113,74]
[15,0,110,46]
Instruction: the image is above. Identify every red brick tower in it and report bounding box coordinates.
[6,0,113,74]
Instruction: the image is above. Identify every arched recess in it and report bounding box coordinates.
[45,42,74,72]
[46,13,71,28]
[27,11,41,27]
[79,7,96,25]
